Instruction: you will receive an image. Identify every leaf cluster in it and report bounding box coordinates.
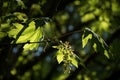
[53,41,79,73]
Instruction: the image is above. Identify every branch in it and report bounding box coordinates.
[0,40,49,46]
[65,28,120,80]
[66,53,98,80]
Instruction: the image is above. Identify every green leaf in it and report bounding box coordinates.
[69,56,78,68]
[8,20,43,52]
[16,0,26,9]
[71,58,78,68]
[16,31,35,43]
[93,43,97,52]
[52,46,58,49]
[56,51,64,64]
[13,23,24,30]
[13,12,27,22]
[0,32,7,38]
[99,38,108,49]
[83,28,110,59]
[85,28,99,39]
[22,21,36,35]
[10,68,17,75]
[16,21,42,44]
[82,33,92,48]
[81,13,95,22]
[104,50,110,59]
[8,23,23,38]
[23,27,42,50]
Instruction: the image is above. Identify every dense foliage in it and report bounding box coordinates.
[0,0,120,80]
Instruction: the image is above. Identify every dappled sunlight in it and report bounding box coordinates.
[0,0,120,80]
[81,13,95,23]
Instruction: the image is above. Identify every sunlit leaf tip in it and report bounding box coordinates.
[57,52,64,64]
[104,50,110,59]
[82,33,92,48]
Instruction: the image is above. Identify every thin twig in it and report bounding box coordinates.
[0,41,46,45]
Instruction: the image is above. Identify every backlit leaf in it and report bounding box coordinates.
[82,33,92,48]
[93,43,97,52]
[52,46,58,49]
[104,50,110,59]
[83,28,110,59]
[81,13,95,22]
[22,21,36,35]
[8,23,23,38]
[10,68,17,75]
[23,27,42,50]
[0,32,7,38]
[69,56,78,68]
[15,21,36,43]
[56,51,64,64]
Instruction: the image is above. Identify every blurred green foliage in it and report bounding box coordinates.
[0,0,120,80]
